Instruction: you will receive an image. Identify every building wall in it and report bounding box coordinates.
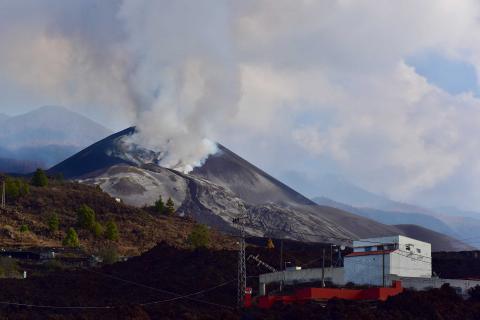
[347,235,432,285]
[387,275,480,296]
[397,235,431,258]
[344,253,389,286]
[353,235,431,255]
[258,267,345,296]
[389,250,431,278]
[258,268,479,297]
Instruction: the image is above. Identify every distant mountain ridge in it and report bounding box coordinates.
[314,197,461,238]
[313,194,479,249]
[0,106,111,171]
[308,174,435,215]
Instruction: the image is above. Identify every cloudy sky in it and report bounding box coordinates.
[1,0,480,211]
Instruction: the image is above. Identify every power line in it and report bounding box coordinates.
[0,274,236,311]
[84,268,235,310]
[0,301,114,310]
[140,279,235,307]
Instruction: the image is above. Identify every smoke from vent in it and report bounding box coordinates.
[0,0,240,172]
[4,0,480,208]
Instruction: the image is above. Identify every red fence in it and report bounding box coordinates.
[253,281,403,309]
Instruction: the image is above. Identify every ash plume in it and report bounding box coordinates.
[0,0,240,172]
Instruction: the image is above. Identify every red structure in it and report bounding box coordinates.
[244,287,253,308]
[255,281,403,309]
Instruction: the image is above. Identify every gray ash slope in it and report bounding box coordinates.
[49,128,469,250]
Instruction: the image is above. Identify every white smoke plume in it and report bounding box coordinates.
[0,0,240,172]
[4,1,480,208]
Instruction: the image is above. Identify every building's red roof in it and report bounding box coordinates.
[345,250,396,257]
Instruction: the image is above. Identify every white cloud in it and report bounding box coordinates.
[2,1,480,208]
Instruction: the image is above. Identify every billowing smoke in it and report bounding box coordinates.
[118,1,240,172]
[4,0,480,209]
[0,0,240,172]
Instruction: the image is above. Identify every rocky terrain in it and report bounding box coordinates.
[49,128,471,251]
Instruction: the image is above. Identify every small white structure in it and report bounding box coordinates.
[344,235,431,286]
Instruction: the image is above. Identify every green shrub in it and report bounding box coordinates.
[19,224,29,233]
[77,205,96,230]
[31,168,48,187]
[4,177,30,201]
[105,220,119,241]
[47,213,60,233]
[187,224,211,249]
[92,222,104,237]
[63,228,79,247]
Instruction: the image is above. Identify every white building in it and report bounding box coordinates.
[344,235,431,286]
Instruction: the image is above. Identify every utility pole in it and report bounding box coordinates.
[382,250,386,287]
[330,244,334,272]
[321,247,325,287]
[233,215,248,308]
[279,239,284,292]
[280,239,284,271]
[1,179,5,209]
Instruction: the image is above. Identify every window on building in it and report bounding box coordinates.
[416,248,421,254]
[365,246,372,252]
[405,244,411,251]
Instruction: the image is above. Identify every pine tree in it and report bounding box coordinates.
[77,205,96,230]
[47,213,60,233]
[63,228,79,247]
[105,220,119,241]
[31,168,48,187]
[154,195,165,214]
[5,178,30,201]
[165,197,175,216]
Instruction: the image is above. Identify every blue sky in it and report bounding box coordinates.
[407,52,479,96]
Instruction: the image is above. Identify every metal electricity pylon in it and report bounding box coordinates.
[233,214,249,308]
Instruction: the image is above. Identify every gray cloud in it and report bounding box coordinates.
[1,1,480,208]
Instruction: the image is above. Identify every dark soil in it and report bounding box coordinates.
[432,251,480,279]
[0,242,480,319]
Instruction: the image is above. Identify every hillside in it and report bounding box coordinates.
[0,177,235,256]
